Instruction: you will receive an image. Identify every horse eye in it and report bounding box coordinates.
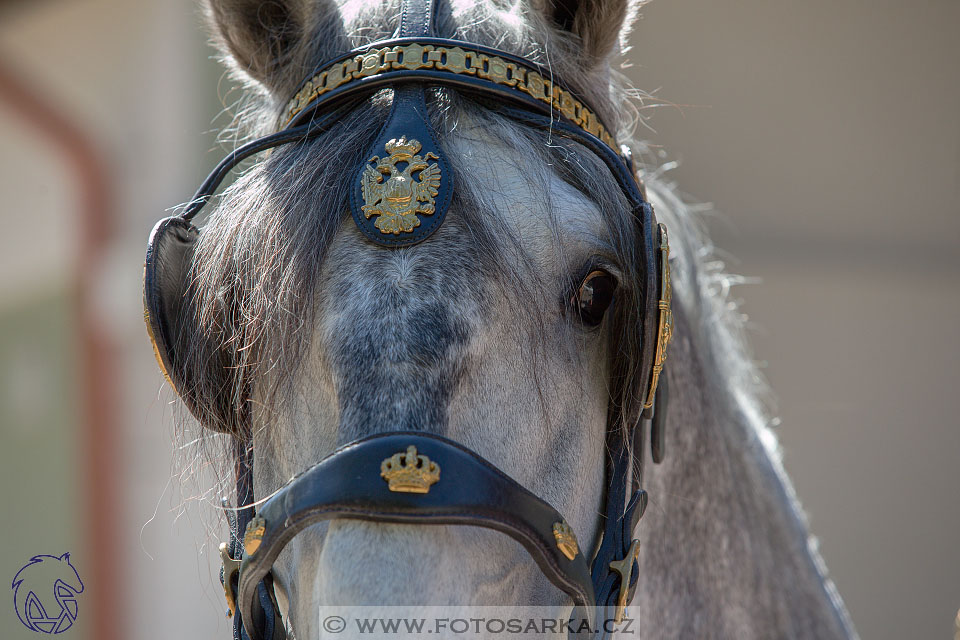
[572,270,617,327]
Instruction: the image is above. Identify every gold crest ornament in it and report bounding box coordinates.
[360,137,442,235]
[552,521,579,560]
[380,445,441,493]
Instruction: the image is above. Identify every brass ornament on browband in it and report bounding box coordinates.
[644,223,673,409]
[281,41,619,154]
[349,80,452,247]
[279,37,634,247]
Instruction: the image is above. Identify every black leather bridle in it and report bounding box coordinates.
[143,1,673,638]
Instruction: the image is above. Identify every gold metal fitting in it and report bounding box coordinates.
[609,539,641,624]
[644,223,674,409]
[243,516,266,557]
[219,541,241,618]
[380,445,441,493]
[552,521,579,560]
[281,42,619,152]
[360,136,441,235]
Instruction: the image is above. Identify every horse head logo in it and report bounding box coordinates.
[12,553,84,634]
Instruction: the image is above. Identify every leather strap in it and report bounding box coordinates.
[179,109,347,223]
[236,432,596,640]
[651,371,668,463]
[226,442,287,640]
[349,83,452,246]
[399,0,435,36]
[279,37,617,154]
[349,0,450,247]
[590,442,647,631]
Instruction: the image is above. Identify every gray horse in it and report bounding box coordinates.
[167,0,857,637]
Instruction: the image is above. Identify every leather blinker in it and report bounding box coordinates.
[143,215,198,399]
[143,215,243,434]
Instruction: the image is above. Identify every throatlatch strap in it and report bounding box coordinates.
[232,441,256,640]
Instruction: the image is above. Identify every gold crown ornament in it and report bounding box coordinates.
[380,445,441,493]
[383,136,423,159]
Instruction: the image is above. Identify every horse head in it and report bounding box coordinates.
[143,1,857,638]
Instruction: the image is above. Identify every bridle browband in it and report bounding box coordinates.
[143,1,673,638]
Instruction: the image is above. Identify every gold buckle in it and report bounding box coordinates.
[608,539,641,624]
[219,542,241,618]
[644,223,673,409]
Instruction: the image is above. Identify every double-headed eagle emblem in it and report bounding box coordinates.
[360,136,442,235]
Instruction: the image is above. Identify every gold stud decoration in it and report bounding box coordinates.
[243,516,266,557]
[552,521,579,560]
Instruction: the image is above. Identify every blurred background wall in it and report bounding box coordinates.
[0,1,956,639]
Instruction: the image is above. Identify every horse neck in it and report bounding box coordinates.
[631,301,856,639]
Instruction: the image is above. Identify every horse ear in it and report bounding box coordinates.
[144,217,243,434]
[203,0,318,94]
[534,0,646,64]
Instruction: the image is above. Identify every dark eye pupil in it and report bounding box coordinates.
[576,270,616,326]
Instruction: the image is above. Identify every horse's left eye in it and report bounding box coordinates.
[572,270,617,327]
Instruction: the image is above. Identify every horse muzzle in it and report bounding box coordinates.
[227,431,623,640]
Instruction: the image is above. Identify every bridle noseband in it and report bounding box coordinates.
[143,1,673,638]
